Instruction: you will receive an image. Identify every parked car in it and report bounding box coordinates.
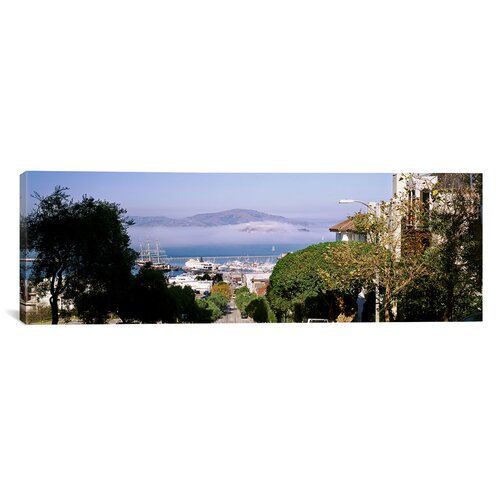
[307,318,328,323]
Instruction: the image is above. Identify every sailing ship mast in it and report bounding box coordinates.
[136,240,169,271]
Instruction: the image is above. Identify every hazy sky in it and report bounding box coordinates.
[22,171,393,221]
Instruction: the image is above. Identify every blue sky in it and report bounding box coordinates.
[22,171,393,221]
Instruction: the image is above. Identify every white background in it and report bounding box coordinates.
[1,1,499,499]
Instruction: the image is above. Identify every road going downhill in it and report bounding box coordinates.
[216,298,253,323]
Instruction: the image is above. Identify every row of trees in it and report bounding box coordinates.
[118,265,217,324]
[266,174,482,322]
[235,287,275,323]
[201,282,231,322]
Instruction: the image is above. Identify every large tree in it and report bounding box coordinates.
[345,173,482,321]
[426,173,482,320]
[118,264,216,324]
[211,282,231,301]
[267,242,375,322]
[246,296,276,323]
[347,207,433,322]
[26,187,137,324]
[117,264,173,324]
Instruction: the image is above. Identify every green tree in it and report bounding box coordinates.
[120,265,172,324]
[346,180,436,321]
[212,273,224,284]
[235,286,254,315]
[346,214,433,321]
[426,173,482,320]
[169,285,205,323]
[234,286,275,322]
[211,282,231,301]
[396,275,447,321]
[196,298,223,322]
[345,173,482,321]
[26,187,137,324]
[119,268,213,324]
[267,243,368,322]
[206,292,228,315]
[246,296,276,323]
[196,272,212,281]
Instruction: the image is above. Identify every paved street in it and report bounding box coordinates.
[216,298,253,323]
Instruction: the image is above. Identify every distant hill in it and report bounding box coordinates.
[132,209,309,228]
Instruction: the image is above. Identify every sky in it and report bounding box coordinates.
[22,171,394,222]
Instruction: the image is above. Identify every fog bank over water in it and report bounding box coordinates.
[128,220,338,252]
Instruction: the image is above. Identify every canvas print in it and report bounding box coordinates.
[20,172,482,324]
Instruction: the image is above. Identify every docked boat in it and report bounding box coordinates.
[184,258,218,271]
[136,241,170,271]
[222,259,276,272]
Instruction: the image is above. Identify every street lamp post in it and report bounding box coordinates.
[338,199,380,323]
[339,199,370,209]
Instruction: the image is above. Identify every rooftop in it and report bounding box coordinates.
[329,218,358,233]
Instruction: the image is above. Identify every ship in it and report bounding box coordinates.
[184,258,219,271]
[136,241,170,271]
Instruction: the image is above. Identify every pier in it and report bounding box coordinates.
[20,255,279,262]
[163,255,278,261]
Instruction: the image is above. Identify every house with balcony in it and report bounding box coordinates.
[392,173,437,256]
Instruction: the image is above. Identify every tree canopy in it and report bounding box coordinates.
[267,242,376,322]
[235,287,254,315]
[26,187,137,324]
[235,286,275,323]
[211,282,231,301]
[346,173,482,321]
[117,264,216,324]
[423,173,482,320]
[347,210,433,322]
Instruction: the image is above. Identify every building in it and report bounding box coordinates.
[223,272,244,288]
[327,173,439,321]
[392,173,438,256]
[20,275,75,322]
[169,275,213,295]
[329,218,367,242]
[244,272,271,295]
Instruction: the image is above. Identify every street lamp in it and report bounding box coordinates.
[338,198,381,323]
[339,199,371,209]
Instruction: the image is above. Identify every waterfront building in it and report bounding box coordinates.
[169,275,213,295]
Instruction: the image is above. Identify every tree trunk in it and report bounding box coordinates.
[50,295,59,324]
[382,284,391,322]
[384,305,391,322]
[49,268,64,325]
[328,294,337,322]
